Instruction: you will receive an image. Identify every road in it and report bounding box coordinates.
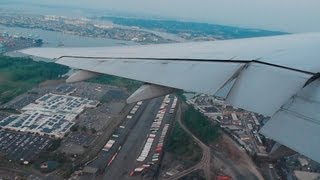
[262,163,280,180]
[165,104,211,180]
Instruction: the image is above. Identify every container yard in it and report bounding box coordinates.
[131,95,177,176]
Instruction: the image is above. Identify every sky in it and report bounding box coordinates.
[3,0,320,33]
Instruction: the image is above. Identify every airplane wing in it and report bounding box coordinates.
[20,32,320,163]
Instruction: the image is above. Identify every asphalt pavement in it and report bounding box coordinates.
[102,97,163,180]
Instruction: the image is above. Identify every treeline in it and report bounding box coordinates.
[103,16,286,39]
[0,56,69,82]
[166,123,202,165]
[184,106,220,144]
[0,56,69,104]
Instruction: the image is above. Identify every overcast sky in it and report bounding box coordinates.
[6,0,320,33]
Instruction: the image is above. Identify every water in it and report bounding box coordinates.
[183,92,196,100]
[0,25,136,48]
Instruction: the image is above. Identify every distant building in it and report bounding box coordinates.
[221,125,242,131]
[83,166,99,174]
[298,157,309,167]
[231,113,238,121]
[203,106,222,119]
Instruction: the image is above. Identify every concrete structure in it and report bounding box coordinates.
[294,170,320,180]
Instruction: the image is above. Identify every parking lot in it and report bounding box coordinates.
[66,82,124,101]
[99,95,176,180]
[82,100,147,173]
[130,95,176,177]
[0,130,52,163]
[0,81,130,167]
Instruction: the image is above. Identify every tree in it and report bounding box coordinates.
[81,126,87,132]
[91,128,97,134]
[48,139,62,151]
[70,125,78,132]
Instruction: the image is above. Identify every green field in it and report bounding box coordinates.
[184,106,220,144]
[0,56,69,104]
[0,55,144,105]
[166,123,202,166]
[166,105,220,166]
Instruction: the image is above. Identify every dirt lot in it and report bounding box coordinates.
[210,133,264,180]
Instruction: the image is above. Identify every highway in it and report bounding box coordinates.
[165,103,211,180]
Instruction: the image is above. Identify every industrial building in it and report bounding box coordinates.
[0,93,99,138]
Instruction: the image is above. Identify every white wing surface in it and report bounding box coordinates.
[20,32,320,162]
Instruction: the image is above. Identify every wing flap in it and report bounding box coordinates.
[260,79,320,162]
[225,63,311,116]
[56,57,244,94]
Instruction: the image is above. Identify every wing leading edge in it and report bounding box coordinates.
[20,33,320,162]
